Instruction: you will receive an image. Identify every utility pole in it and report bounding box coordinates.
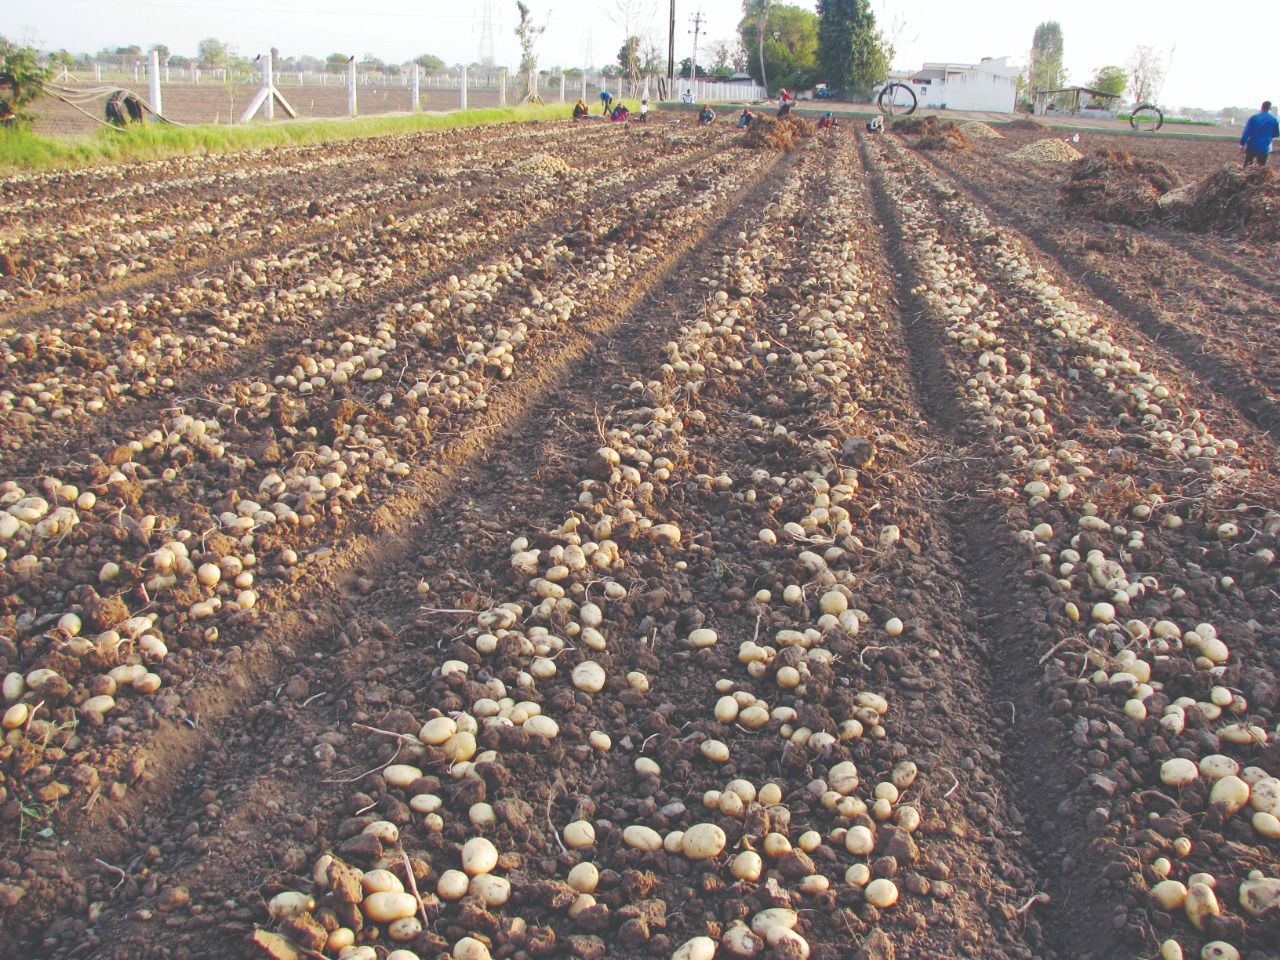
[478,0,496,68]
[667,0,676,90]
[688,10,704,97]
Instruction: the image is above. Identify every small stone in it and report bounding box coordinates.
[247,930,300,960]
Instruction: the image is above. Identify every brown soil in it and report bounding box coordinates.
[1060,146,1181,225]
[0,117,1277,960]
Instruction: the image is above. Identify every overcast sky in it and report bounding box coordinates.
[9,0,1269,111]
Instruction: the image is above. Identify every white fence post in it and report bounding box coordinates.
[581,73,587,103]
[411,63,420,111]
[559,72,565,103]
[461,66,468,110]
[263,53,274,120]
[499,67,507,107]
[347,57,357,116]
[148,50,162,116]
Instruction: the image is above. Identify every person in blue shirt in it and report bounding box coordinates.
[599,89,613,116]
[1240,100,1279,167]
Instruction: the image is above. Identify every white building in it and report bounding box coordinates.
[885,57,1020,113]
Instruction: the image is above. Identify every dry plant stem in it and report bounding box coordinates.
[546,784,568,855]
[400,846,431,930]
[321,740,403,785]
[94,858,128,891]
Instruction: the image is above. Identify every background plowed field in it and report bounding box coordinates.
[1,117,1277,960]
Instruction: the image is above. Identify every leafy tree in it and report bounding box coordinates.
[1028,21,1065,93]
[1089,65,1126,97]
[415,53,445,71]
[679,57,710,79]
[197,37,230,67]
[326,52,351,72]
[618,36,641,82]
[1127,45,1165,104]
[815,0,886,96]
[0,36,53,125]
[515,2,545,104]
[358,53,386,72]
[148,43,170,62]
[742,0,772,89]
[740,4,819,92]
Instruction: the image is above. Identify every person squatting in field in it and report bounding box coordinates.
[1240,100,1279,167]
[572,99,589,120]
[698,104,716,124]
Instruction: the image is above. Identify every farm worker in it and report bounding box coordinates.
[682,89,694,104]
[599,89,613,115]
[865,115,883,133]
[1240,100,1279,167]
[698,104,716,124]
[572,99,589,120]
[610,102,630,121]
[817,111,836,130]
[737,108,754,128]
[778,88,796,117]
[639,98,649,122]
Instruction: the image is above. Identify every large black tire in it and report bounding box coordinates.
[877,82,917,116]
[1130,103,1164,131]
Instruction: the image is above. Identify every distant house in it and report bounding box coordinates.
[878,57,1019,113]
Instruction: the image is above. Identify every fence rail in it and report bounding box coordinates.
[33,62,768,136]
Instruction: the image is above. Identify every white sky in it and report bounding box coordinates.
[10,0,1270,111]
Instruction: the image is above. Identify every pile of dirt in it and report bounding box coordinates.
[1006,117,1048,131]
[1060,146,1182,226]
[891,116,970,151]
[918,123,970,151]
[739,115,815,151]
[1009,138,1083,163]
[960,121,1004,139]
[1163,165,1280,241]
[891,115,937,135]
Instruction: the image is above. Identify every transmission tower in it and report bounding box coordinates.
[478,0,496,68]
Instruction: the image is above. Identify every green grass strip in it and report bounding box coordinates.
[0,103,572,172]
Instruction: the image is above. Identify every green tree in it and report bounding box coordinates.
[415,53,445,71]
[326,52,351,72]
[197,37,230,67]
[740,4,819,92]
[816,0,887,96]
[1089,65,1126,97]
[0,36,53,125]
[1028,21,1065,93]
[742,0,772,90]
[148,43,170,62]
[617,35,641,84]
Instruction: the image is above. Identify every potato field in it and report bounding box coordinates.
[0,117,1278,960]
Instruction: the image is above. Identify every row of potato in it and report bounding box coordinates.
[251,138,1025,960]
[0,123,629,306]
[0,137,766,857]
[870,133,1279,960]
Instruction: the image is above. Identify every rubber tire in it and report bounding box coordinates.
[877,83,917,116]
[1129,103,1164,131]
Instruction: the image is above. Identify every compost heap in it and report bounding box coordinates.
[1060,146,1181,226]
[1161,165,1280,241]
[740,114,815,151]
[1010,139,1083,163]
[892,115,970,151]
[1006,117,1049,131]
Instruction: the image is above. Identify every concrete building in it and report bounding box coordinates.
[882,57,1020,113]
